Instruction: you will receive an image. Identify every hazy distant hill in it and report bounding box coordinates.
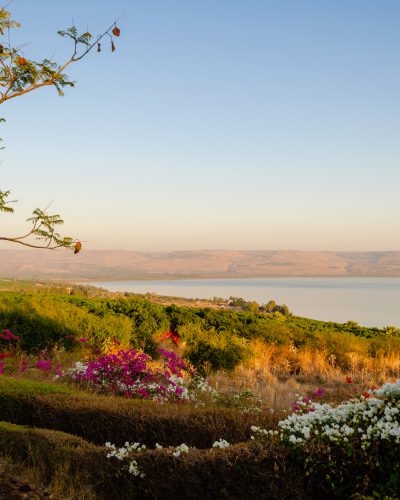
[0,249,400,281]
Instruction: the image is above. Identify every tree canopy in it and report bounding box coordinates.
[0,7,121,252]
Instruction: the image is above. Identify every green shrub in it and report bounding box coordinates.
[0,294,132,352]
[180,324,248,374]
[64,296,170,356]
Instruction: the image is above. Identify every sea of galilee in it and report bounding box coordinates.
[89,277,400,328]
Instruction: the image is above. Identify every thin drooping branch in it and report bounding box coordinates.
[72,14,124,62]
[0,202,77,250]
[0,236,65,249]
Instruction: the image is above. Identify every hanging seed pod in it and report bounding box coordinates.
[97,42,101,52]
[111,40,116,52]
[0,45,3,54]
[74,241,82,254]
[112,25,120,37]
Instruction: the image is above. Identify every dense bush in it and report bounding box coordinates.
[0,294,132,352]
[69,348,191,402]
[180,323,248,373]
[64,296,170,356]
[255,380,400,497]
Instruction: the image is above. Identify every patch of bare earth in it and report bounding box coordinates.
[0,461,56,499]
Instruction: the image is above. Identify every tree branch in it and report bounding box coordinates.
[0,236,64,249]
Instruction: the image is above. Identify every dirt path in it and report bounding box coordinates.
[0,461,55,499]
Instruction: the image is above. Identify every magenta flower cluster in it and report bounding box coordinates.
[290,388,325,413]
[35,351,53,371]
[71,348,191,402]
[0,329,20,375]
[0,329,20,342]
[157,348,188,377]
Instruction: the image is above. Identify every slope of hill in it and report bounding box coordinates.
[0,249,400,281]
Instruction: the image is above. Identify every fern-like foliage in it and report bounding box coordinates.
[0,190,15,213]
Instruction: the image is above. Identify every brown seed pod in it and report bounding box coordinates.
[97,42,101,52]
[74,242,82,254]
[112,26,120,37]
[0,45,3,54]
[111,41,116,52]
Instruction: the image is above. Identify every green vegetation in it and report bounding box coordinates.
[0,279,38,291]
[1,291,400,373]
[1,290,400,498]
[0,294,132,352]
[0,376,72,396]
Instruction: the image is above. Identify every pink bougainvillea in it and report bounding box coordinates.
[69,348,191,402]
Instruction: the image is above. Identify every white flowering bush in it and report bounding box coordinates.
[278,384,400,449]
[212,438,230,449]
[186,375,219,406]
[172,443,190,457]
[105,441,146,478]
[105,440,194,479]
[250,425,278,440]
[250,380,400,497]
[230,389,263,413]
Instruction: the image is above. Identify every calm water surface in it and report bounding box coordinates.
[88,278,400,328]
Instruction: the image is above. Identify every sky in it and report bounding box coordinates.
[0,0,399,251]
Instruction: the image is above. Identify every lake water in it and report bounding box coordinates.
[88,278,400,328]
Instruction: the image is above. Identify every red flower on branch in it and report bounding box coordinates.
[160,330,180,346]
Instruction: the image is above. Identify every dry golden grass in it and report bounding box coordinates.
[207,339,400,409]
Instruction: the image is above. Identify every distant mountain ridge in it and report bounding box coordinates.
[0,249,400,281]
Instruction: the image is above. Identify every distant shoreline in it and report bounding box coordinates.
[83,277,400,328]
[77,274,400,284]
[1,249,400,281]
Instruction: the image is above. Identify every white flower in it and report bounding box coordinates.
[212,439,230,449]
[104,441,146,477]
[172,443,190,457]
[274,381,400,449]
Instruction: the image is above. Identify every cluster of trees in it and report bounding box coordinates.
[262,300,290,316]
[227,296,290,316]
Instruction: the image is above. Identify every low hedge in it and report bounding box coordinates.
[1,403,397,497]
[0,377,277,448]
[2,420,393,499]
[0,421,307,499]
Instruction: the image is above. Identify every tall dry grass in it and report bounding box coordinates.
[207,339,400,409]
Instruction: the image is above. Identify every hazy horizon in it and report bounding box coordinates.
[1,1,399,252]
[1,247,400,253]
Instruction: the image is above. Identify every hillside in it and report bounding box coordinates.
[0,249,400,280]
[1,291,400,498]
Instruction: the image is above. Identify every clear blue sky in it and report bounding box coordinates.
[1,0,399,251]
